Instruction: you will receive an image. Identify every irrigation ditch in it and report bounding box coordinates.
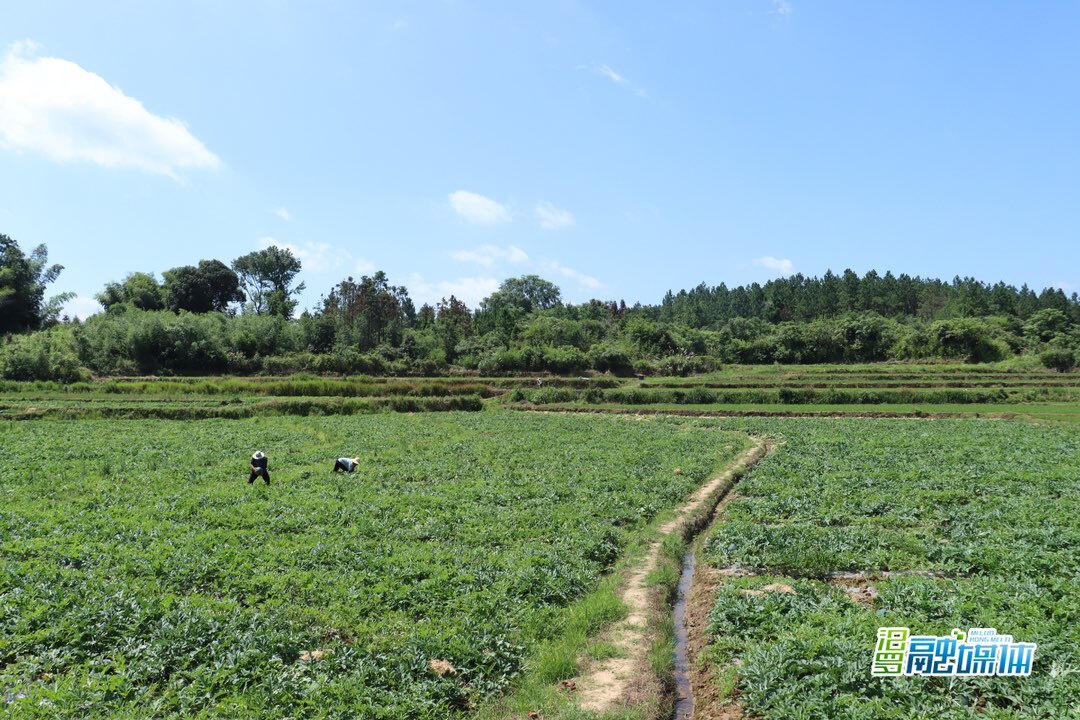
[571,433,772,719]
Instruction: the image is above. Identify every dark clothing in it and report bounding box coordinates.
[333,458,357,473]
[249,455,270,484]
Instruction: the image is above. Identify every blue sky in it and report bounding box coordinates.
[1,1,1078,319]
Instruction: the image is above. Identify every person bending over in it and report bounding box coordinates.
[249,450,270,485]
[333,457,361,473]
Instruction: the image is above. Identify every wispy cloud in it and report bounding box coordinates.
[258,237,372,276]
[598,64,628,86]
[543,259,602,291]
[535,202,575,230]
[770,0,793,16]
[448,190,511,225]
[584,63,647,97]
[273,206,292,221]
[753,256,794,274]
[408,273,500,309]
[0,40,219,179]
[449,244,529,268]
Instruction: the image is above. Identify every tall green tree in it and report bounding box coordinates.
[320,271,414,351]
[232,246,305,317]
[475,275,562,342]
[163,260,245,313]
[0,234,73,333]
[435,295,472,361]
[96,272,165,312]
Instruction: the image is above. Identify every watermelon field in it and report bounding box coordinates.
[0,412,747,718]
[1,370,1078,719]
[694,418,1080,720]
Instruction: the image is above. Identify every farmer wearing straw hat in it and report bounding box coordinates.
[248,450,270,485]
[332,456,361,474]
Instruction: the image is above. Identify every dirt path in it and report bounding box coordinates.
[574,438,770,715]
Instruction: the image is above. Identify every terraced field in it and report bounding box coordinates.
[504,364,1080,424]
[3,364,1077,423]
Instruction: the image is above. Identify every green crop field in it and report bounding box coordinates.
[3,368,1079,720]
[0,413,748,719]
[689,417,1080,719]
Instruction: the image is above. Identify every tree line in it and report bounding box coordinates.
[1,233,1078,381]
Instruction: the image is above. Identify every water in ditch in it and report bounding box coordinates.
[672,549,696,719]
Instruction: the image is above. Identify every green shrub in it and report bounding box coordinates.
[657,354,717,376]
[587,344,634,375]
[1040,347,1076,372]
[0,327,89,383]
[929,318,1011,363]
[541,345,588,374]
[777,387,817,404]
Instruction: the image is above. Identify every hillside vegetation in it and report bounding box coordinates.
[3,233,1079,380]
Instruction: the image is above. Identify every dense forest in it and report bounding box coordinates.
[1,233,1078,381]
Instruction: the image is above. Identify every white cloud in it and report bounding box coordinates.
[598,64,628,86]
[587,64,647,97]
[449,244,529,267]
[273,206,292,221]
[61,294,102,321]
[258,237,373,275]
[448,190,511,225]
[543,260,602,291]
[0,41,219,179]
[770,0,793,15]
[753,256,795,274]
[534,202,575,230]
[408,273,500,309]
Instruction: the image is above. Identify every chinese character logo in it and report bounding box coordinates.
[872,627,1036,677]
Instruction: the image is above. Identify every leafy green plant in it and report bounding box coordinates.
[695,417,1080,718]
[0,413,744,718]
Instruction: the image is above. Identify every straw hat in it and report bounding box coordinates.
[252,451,266,459]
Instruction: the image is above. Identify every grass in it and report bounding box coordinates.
[519,401,1080,425]
[496,363,1080,428]
[584,642,627,661]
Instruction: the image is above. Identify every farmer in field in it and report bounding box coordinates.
[333,456,361,473]
[248,450,270,485]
